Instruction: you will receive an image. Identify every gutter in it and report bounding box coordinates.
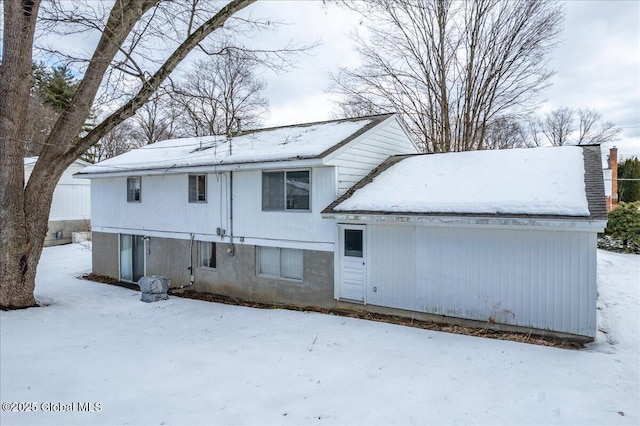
[73,158,324,179]
[322,212,607,232]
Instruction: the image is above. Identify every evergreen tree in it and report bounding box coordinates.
[605,202,640,252]
[31,63,79,112]
[618,158,640,203]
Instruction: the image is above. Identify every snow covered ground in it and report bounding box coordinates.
[1,244,638,425]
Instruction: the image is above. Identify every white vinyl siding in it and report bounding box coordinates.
[25,160,91,222]
[189,174,207,203]
[257,246,303,280]
[363,224,597,337]
[326,117,419,195]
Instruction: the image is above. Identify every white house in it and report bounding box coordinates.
[77,114,607,341]
[25,157,91,246]
[76,114,418,306]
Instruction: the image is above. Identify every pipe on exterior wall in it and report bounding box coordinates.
[227,171,235,256]
[173,233,195,290]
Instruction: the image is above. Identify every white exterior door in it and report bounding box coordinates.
[339,225,366,302]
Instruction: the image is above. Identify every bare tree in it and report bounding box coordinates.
[88,120,143,162]
[168,46,269,136]
[330,0,562,152]
[24,96,59,156]
[1,0,264,308]
[576,108,621,145]
[132,94,177,145]
[525,115,545,147]
[483,116,527,150]
[541,107,574,146]
[535,107,621,147]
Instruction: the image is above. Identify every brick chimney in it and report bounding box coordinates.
[610,147,618,207]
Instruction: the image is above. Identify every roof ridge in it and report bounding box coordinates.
[230,113,395,137]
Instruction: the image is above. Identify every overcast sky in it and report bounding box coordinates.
[245,0,640,159]
[20,0,640,158]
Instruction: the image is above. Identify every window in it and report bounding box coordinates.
[198,241,216,268]
[257,246,303,280]
[127,177,141,202]
[189,174,207,203]
[344,229,363,257]
[262,170,310,211]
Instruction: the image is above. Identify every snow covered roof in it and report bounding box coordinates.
[78,114,393,176]
[325,145,607,219]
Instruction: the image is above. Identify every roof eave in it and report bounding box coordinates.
[74,157,324,179]
[322,211,607,232]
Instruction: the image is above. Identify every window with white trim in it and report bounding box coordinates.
[257,246,303,280]
[262,170,310,211]
[189,174,207,203]
[127,177,141,202]
[198,241,216,268]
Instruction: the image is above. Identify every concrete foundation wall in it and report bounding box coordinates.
[146,237,191,287]
[92,232,119,278]
[44,220,90,247]
[193,243,335,308]
[91,232,335,308]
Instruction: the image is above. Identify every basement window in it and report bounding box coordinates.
[189,174,207,203]
[262,170,310,211]
[127,177,141,202]
[198,241,216,269]
[257,246,303,280]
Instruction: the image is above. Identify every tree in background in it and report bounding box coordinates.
[86,120,143,163]
[482,116,527,150]
[0,0,263,308]
[168,47,269,137]
[26,63,80,156]
[34,65,79,113]
[540,107,573,146]
[330,0,563,152]
[132,94,179,145]
[618,158,640,203]
[532,107,621,147]
[605,202,640,253]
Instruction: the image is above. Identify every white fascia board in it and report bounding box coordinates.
[74,158,324,179]
[322,213,607,232]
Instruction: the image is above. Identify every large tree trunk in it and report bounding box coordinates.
[0,0,256,309]
[0,0,42,308]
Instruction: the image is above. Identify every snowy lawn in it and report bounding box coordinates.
[1,244,638,425]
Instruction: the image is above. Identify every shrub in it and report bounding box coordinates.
[603,202,640,253]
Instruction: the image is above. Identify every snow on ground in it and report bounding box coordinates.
[335,146,590,216]
[1,244,638,425]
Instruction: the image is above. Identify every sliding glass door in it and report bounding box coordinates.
[120,234,145,282]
